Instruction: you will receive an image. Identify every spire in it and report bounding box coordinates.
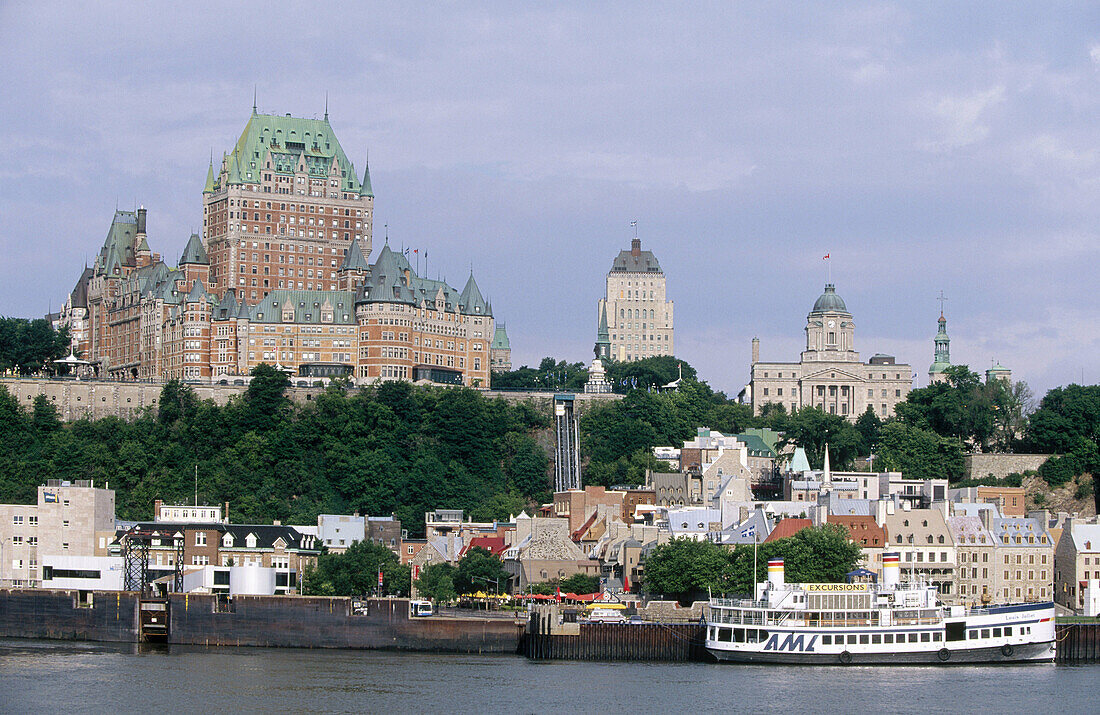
[822,444,831,483]
[929,309,952,379]
[324,93,329,122]
[595,304,611,359]
[204,160,216,194]
[252,86,257,114]
[359,152,374,197]
[459,273,487,315]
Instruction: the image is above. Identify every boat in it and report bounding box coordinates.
[705,554,1055,664]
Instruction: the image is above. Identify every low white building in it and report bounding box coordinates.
[41,555,124,591]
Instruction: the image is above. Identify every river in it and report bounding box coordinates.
[0,638,1094,713]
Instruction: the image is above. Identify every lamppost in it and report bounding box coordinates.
[471,575,500,611]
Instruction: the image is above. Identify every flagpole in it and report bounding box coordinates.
[753,531,758,600]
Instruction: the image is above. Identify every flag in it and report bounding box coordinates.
[623,572,630,592]
[404,248,409,256]
[555,585,561,603]
[413,249,418,254]
[822,253,830,260]
[741,524,756,539]
[378,569,384,588]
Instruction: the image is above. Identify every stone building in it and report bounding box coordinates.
[596,236,673,362]
[202,108,374,304]
[988,516,1053,603]
[0,481,115,588]
[748,283,913,420]
[948,515,996,606]
[1054,520,1100,612]
[884,508,956,597]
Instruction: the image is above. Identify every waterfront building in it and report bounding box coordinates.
[202,108,374,303]
[367,516,402,553]
[0,480,115,588]
[747,283,913,420]
[827,514,888,573]
[948,514,996,606]
[988,516,1053,603]
[154,500,227,524]
[949,486,1027,518]
[317,514,366,553]
[883,507,956,597]
[596,236,674,362]
[503,515,599,589]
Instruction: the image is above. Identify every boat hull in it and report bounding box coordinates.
[707,640,1055,665]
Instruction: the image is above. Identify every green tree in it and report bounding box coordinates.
[453,546,511,594]
[778,407,864,469]
[558,573,600,595]
[415,562,457,602]
[641,537,735,601]
[0,317,70,375]
[241,363,290,432]
[303,541,407,597]
[876,421,964,481]
[854,406,882,455]
[606,355,697,392]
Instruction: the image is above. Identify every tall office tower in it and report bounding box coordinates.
[597,235,674,362]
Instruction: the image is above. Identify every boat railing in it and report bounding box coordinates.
[711,598,768,609]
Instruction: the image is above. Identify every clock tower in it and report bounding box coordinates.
[802,283,858,362]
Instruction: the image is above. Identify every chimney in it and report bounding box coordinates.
[154,499,163,520]
[224,501,230,524]
[631,238,641,257]
[751,337,760,364]
[136,207,147,235]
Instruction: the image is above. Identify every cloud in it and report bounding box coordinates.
[922,85,1006,151]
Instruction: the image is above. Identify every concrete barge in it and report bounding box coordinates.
[0,589,525,653]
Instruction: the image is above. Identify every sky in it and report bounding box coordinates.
[2,2,1098,399]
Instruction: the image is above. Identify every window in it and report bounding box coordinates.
[195,532,207,546]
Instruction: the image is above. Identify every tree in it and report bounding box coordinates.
[415,562,457,602]
[241,363,290,432]
[606,355,697,392]
[453,546,511,594]
[558,573,600,595]
[0,317,70,375]
[876,422,964,481]
[778,407,864,470]
[854,406,882,456]
[303,541,408,597]
[641,537,735,601]
[895,366,994,448]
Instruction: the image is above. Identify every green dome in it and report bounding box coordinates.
[811,283,848,314]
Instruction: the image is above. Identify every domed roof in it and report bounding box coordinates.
[810,283,849,314]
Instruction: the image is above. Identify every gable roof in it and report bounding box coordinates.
[764,518,813,543]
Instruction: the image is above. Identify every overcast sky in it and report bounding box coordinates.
[2,2,1098,398]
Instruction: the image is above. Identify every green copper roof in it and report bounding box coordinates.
[203,162,216,193]
[249,290,357,324]
[810,283,849,315]
[180,233,209,265]
[459,274,488,315]
[96,210,138,276]
[340,239,370,271]
[360,156,373,197]
[491,323,510,350]
[929,313,951,374]
[185,280,210,304]
[213,112,362,192]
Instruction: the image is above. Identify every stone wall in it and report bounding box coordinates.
[964,453,1052,482]
[1,378,621,422]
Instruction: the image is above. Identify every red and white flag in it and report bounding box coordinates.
[822,253,830,260]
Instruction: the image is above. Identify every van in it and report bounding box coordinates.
[588,608,626,623]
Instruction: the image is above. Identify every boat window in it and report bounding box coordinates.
[847,635,857,645]
[734,628,745,643]
[945,622,966,641]
[933,632,942,641]
[992,628,1001,638]
[908,633,918,643]
[872,634,882,644]
[884,633,894,644]
[969,630,977,639]
[981,629,990,638]
[822,635,832,645]
[920,633,931,642]
[720,628,733,642]
[859,635,869,644]
[1005,627,1013,637]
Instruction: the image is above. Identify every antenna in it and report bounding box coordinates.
[253,86,257,114]
[324,93,329,121]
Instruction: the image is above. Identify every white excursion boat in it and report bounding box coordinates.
[705,554,1056,664]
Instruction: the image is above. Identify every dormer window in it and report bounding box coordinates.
[246,533,258,549]
[222,533,235,548]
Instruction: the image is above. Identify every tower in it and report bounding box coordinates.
[202,109,374,304]
[594,304,611,360]
[929,311,952,384]
[802,283,857,362]
[598,230,674,362]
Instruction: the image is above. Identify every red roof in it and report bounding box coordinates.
[764,518,813,543]
[459,536,507,558]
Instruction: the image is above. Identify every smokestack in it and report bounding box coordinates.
[882,552,900,589]
[752,337,760,364]
[136,207,147,235]
[767,557,785,589]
